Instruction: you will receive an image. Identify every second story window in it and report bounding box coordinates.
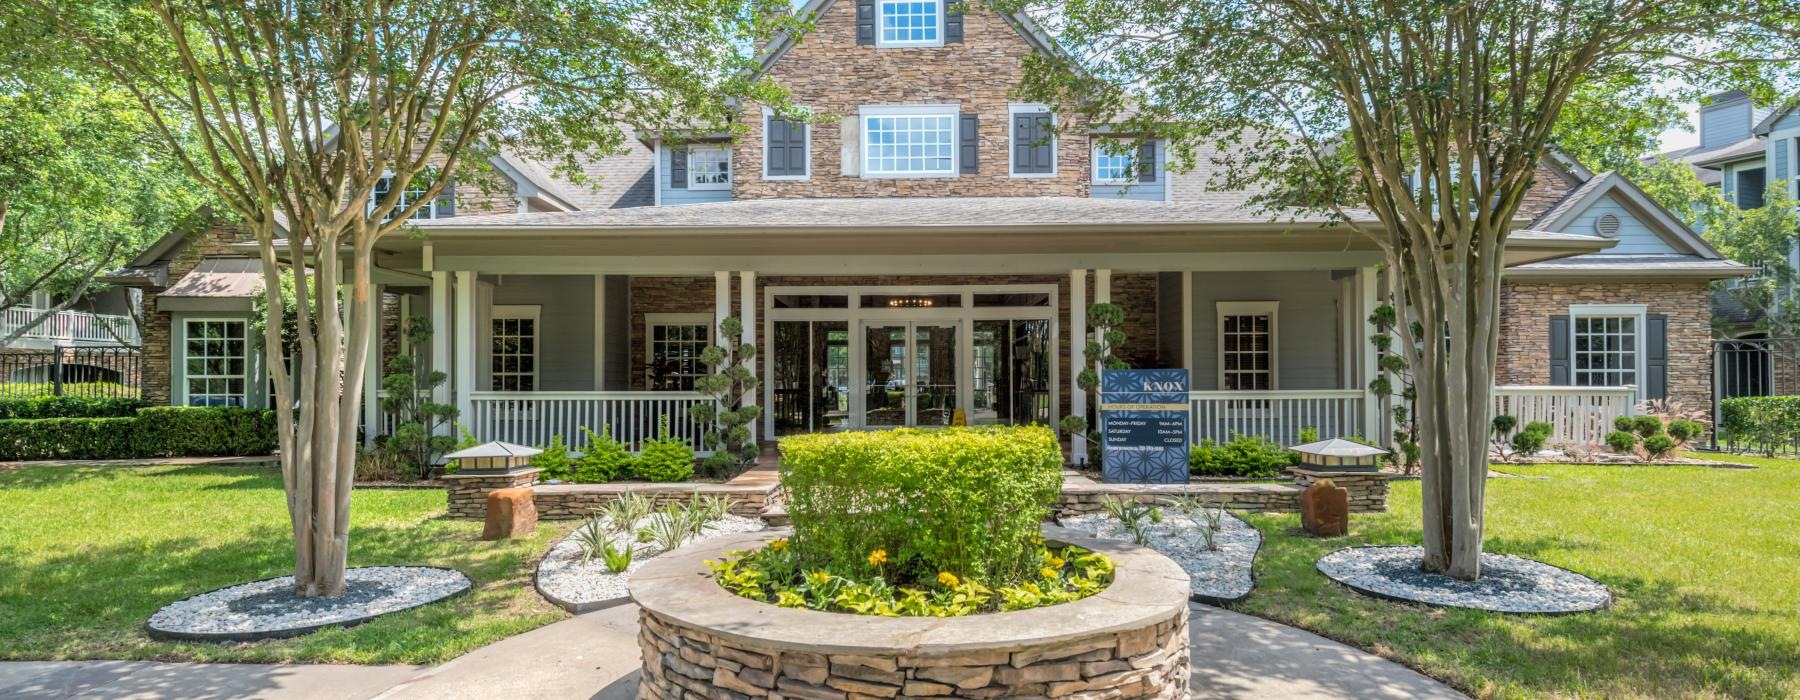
[688,146,731,190]
[1734,166,1766,209]
[878,1,941,46]
[863,107,956,177]
[1093,144,1133,184]
[371,174,451,220]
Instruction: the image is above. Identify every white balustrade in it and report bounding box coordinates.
[1187,390,1366,446]
[1,307,139,345]
[1492,385,1636,447]
[467,391,715,455]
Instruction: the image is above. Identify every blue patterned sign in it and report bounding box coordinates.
[1099,369,1190,484]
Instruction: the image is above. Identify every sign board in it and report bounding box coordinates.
[1099,369,1191,484]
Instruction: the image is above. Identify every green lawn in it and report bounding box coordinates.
[0,464,570,664]
[1237,454,1800,699]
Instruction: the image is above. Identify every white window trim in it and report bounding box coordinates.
[179,317,250,407]
[1091,139,1136,186]
[1007,103,1057,178]
[686,145,732,191]
[645,313,715,391]
[874,0,945,48]
[762,108,811,181]
[859,104,960,179]
[1216,301,1279,391]
[370,171,444,221]
[491,305,541,392]
[1569,303,1646,400]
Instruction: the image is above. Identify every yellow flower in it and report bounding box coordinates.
[1049,556,1066,568]
[1040,567,1060,579]
[806,570,833,587]
[937,571,960,587]
[768,538,790,551]
[868,549,889,566]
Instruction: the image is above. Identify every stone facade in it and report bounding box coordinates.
[1497,279,1713,410]
[735,3,1090,200]
[139,219,258,407]
[1288,469,1390,514]
[442,469,541,519]
[1058,468,1392,517]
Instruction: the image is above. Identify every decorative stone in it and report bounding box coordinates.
[1316,545,1612,614]
[483,486,537,540]
[145,566,470,642]
[1299,480,1349,537]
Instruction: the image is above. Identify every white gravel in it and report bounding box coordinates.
[146,566,471,640]
[1316,545,1612,614]
[1060,509,1261,603]
[536,513,766,610]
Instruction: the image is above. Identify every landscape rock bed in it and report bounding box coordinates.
[536,514,765,613]
[1060,510,1261,604]
[1316,545,1612,614]
[146,566,471,641]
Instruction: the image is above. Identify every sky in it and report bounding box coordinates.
[1657,104,1701,154]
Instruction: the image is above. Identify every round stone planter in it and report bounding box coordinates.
[629,526,1192,700]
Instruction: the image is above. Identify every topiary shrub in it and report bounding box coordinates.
[1642,433,1678,459]
[533,434,572,480]
[779,425,1063,581]
[1614,415,1636,433]
[1631,415,1664,439]
[1605,430,1638,454]
[1510,421,1551,456]
[1667,419,1704,445]
[632,416,695,483]
[573,426,632,483]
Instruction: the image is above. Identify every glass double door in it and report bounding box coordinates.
[863,322,958,427]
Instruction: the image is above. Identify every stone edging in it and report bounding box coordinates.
[143,566,473,642]
[1315,545,1613,616]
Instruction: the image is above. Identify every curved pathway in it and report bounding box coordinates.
[0,603,1461,699]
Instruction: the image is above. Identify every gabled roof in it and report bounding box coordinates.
[1753,96,1799,136]
[751,0,1068,83]
[1528,171,1722,259]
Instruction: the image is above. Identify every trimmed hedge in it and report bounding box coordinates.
[0,396,146,420]
[1719,396,1800,455]
[0,406,277,461]
[779,425,1063,581]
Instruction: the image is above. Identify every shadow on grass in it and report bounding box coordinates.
[0,465,135,490]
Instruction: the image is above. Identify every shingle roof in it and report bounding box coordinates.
[500,138,656,211]
[1510,254,1750,277]
[158,257,264,298]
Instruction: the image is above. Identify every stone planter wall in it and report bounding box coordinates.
[532,483,773,520]
[631,527,1192,700]
[442,469,540,519]
[1058,483,1302,518]
[1288,469,1389,513]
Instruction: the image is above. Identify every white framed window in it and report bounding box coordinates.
[688,146,731,190]
[1093,142,1135,184]
[1217,302,1277,391]
[1570,304,1645,391]
[371,173,448,220]
[646,313,713,391]
[861,105,957,177]
[182,318,248,407]
[491,306,539,392]
[877,0,942,47]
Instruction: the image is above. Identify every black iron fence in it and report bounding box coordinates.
[1713,337,1800,453]
[0,346,143,399]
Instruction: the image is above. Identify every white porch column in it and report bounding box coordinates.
[453,271,476,426]
[1070,269,1088,464]
[714,271,731,341]
[1094,269,1111,305]
[1360,266,1381,439]
[739,270,757,443]
[1181,272,1194,373]
[593,275,607,390]
[430,272,450,435]
[362,284,383,447]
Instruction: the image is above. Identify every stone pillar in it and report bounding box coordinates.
[1290,468,1390,513]
[442,469,542,519]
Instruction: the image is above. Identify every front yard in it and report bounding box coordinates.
[0,464,571,664]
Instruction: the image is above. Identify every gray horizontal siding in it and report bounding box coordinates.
[1188,271,1342,391]
[659,146,732,205]
[1573,193,1679,255]
[1089,140,1165,201]
[489,275,595,391]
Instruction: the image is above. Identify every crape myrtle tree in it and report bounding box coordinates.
[1009,0,1798,578]
[17,0,797,596]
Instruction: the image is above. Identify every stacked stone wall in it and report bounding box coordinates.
[1498,279,1713,411]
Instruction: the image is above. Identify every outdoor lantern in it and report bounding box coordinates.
[1288,438,1389,473]
[442,441,542,474]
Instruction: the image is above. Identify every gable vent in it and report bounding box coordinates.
[1594,212,1622,238]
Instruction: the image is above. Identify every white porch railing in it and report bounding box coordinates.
[467,391,714,455]
[1,307,139,345]
[1493,385,1636,447]
[1188,390,1366,446]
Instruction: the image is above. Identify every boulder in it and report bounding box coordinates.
[483,486,537,540]
[1299,479,1349,537]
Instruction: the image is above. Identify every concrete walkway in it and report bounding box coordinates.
[0,603,1461,699]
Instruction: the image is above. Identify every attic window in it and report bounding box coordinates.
[372,174,451,220]
[878,1,941,46]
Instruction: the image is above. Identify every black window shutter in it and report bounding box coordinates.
[669,147,688,189]
[1646,313,1668,400]
[1138,142,1158,182]
[788,122,807,175]
[1548,315,1570,385]
[1013,113,1054,174]
[945,2,964,43]
[767,118,807,177]
[959,114,979,174]
[766,119,787,175]
[435,178,455,217]
[855,0,875,45]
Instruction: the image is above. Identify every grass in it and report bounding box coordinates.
[1235,453,1800,699]
[0,464,571,664]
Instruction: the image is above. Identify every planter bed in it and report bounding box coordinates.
[1061,510,1262,605]
[535,513,765,613]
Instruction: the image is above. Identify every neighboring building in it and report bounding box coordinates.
[112,0,1748,454]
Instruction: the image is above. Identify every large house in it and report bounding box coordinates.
[111,0,1748,457]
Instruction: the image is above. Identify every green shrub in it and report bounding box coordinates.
[0,396,145,420]
[533,434,573,481]
[132,407,277,457]
[1605,430,1638,453]
[1719,396,1800,456]
[632,417,694,483]
[1189,434,1291,478]
[1511,424,1549,455]
[1614,415,1636,432]
[0,417,137,460]
[779,425,1063,582]
[0,382,139,400]
[1492,415,1518,435]
[1642,433,1678,459]
[1631,415,1664,439]
[1667,419,1705,445]
[573,426,632,483]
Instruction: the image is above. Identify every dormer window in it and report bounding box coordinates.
[371,173,452,220]
[688,145,731,190]
[878,1,942,46]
